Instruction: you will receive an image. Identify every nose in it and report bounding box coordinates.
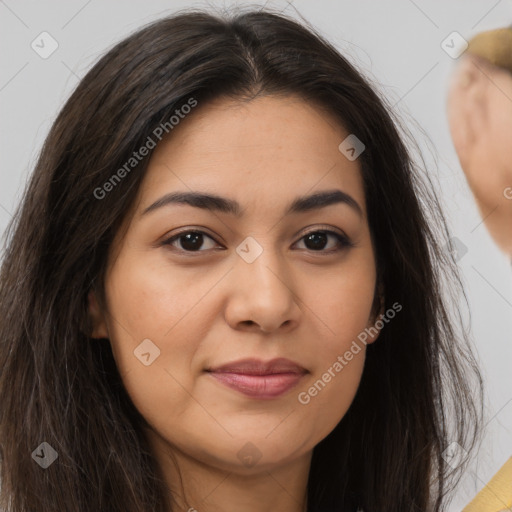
[224,241,301,334]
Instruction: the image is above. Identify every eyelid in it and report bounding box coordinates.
[299,224,347,239]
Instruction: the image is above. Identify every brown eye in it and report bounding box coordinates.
[163,230,220,253]
[295,230,353,253]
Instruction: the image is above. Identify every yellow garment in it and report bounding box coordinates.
[462,457,512,512]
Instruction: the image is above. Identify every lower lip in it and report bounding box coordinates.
[208,371,305,399]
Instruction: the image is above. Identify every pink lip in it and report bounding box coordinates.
[206,357,308,399]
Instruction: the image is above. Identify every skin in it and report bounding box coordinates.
[447,53,512,256]
[89,94,383,512]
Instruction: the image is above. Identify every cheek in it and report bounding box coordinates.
[102,254,215,410]
[302,297,371,402]
[296,349,365,441]
[309,254,376,349]
[291,258,375,434]
[291,281,371,446]
[105,252,213,346]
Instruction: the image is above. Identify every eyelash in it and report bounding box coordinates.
[161,226,354,256]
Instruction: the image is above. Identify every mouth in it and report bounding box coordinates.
[205,357,308,399]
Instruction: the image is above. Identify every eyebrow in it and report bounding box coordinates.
[141,189,363,218]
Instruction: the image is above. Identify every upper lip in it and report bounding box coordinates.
[207,357,308,375]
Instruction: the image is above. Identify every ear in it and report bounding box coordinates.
[365,282,385,345]
[87,289,109,339]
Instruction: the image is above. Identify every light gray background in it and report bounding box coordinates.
[1,1,511,510]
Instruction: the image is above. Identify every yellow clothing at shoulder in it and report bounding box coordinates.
[463,457,512,512]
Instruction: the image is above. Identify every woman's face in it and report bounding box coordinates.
[90,94,381,475]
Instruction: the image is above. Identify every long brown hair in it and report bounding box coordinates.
[0,6,483,511]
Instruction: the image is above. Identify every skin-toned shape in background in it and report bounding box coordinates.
[447,27,512,257]
[447,26,512,512]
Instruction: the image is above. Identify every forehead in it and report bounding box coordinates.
[137,94,366,217]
